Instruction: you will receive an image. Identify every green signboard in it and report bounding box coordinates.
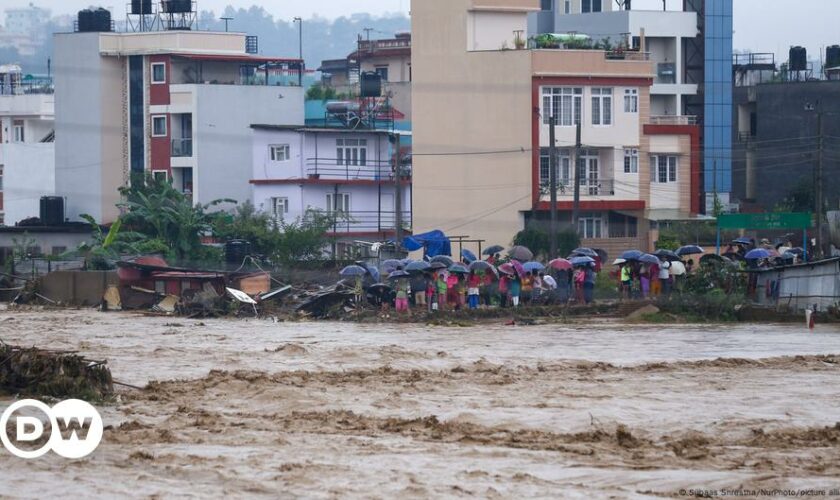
[717,212,812,230]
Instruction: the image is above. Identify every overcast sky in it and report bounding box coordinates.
[3,0,838,60]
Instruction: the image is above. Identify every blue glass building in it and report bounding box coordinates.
[704,0,733,205]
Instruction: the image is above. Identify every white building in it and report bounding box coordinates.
[53,29,305,224]
[0,65,55,226]
[530,0,699,117]
[250,125,411,256]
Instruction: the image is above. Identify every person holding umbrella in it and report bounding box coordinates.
[467,270,481,309]
[583,263,597,304]
[435,271,448,312]
[658,256,672,296]
[509,272,522,307]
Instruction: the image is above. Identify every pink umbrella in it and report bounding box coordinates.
[498,263,515,275]
[509,259,526,277]
[549,258,572,271]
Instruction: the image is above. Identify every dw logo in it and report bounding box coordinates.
[1,399,104,459]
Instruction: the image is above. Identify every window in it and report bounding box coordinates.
[0,165,3,192]
[336,138,367,166]
[152,170,168,182]
[270,144,290,162]
[591,88,612,126]
[542,87,582,126]
[13,120,24,142]
[326,193,350,213]
[151,115,167,137]
[151,62,166,84]
[582,0,601,12]
[271,197,289,220]
[541,0,552,10]
[578,213,603,239]
[650,155,678,183]
[624,88,638,113]
[564,0,571,14]
[539,148,571,189]
[375,66,389,81]
[624,148,639,173]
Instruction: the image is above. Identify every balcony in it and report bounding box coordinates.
[649,115,698,126]
[305,159,411,182]
[656,62,676,84]
[171,138,193,157]
[308,210,412,234]
[543,179,615,197]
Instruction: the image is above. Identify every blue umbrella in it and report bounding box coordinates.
[787,247,804,256]
[653,249,681,261]
[621,250,645,261]
[523,261,545,272]
[381,259,403,273]
[430,255,454,267]
[365,264,381,283]
[482,245,505,256]
[571,247,598,258]
[340,265,368,277]
[449,263,469,274]
[676,245,705,256]
[570,256,595,267]
[639,254,661,265]
[732,237,753,246]
[388,270,410,279]
[405,261,431,272]
[461,249,477,263]
[745,248,771,260]
[401,258,413,266]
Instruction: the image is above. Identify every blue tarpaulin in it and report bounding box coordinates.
[402,230,452,258]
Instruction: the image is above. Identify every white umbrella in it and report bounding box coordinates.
[669,261,687,276]
[612,258,627,266]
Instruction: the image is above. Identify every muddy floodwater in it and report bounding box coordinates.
[2,307,840,498]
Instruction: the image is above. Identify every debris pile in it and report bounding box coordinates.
[0,340,114,400]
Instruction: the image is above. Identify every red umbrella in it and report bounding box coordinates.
[510,259,526,277]
[549,258,572,271]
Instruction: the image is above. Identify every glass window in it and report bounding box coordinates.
[152,116,167,137]
[542,87,582,126]
[271,197,289,220]
[578,213,603,239]
[270,144,290,162]
[624,148,638,173]
[539,149,571,190]
[564,0,571,14]
[624,88,638,113]
[336,138,367,166]
[650,155,678,183]
[326,193,350,213]
[152,170,168,182]
[591,88,612,126]
[375,66,389,81]
[151,62,166,84]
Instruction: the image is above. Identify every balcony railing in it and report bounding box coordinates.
[543,179,615,197]
[305,159,411,181]
[171,138,193,157]
[605,50,650,61]
[656,62,676,84]
[306,210,412,233]
[649,115,698,126]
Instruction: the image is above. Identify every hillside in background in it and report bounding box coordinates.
[0,6,410,74]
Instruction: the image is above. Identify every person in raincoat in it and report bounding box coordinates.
[498,273,509,307]
[395,276,410,313]
[620,263,632,299]
[425,273,435,312]
[509,273,522,307]
[435,272,448,311]
[467,270,481,309]
[573,268,585,302]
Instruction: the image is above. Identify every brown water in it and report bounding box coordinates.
[1,307,840,498]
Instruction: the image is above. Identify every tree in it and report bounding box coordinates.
[513,227,580,259]
[74,215,165,270]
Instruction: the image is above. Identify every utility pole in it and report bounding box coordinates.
[571,122,582,233]
[293,17,303,61]
[394,133,403,251]
[549,113,558,257]
[221,16,232,32]
[816,108,824,258]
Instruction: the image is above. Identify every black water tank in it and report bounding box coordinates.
[162,0,192,13]
[827,45,840,69]
[131,0,153,15]
[40,196,65,226]
[360,72,382,98]
[789,46,807,71]
[225,240,252,264]
[78,8,112,32]
[77,9,94,31]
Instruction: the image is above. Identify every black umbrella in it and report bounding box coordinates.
[430,255,454,267]
[653,249,681,261]
[571,247,598,258]
[429,262,447,270]
[676,245,704,256]
[508,246,534,262]
[482,245,505,256]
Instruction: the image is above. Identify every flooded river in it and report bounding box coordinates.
[1,307,840,498]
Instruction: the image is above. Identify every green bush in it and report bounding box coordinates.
[513,227,581,260]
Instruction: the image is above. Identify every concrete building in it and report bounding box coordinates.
[250,124,411,257]
[318,33,412,120]
[732,76,840,214]
[53,28,304,224]
[413,0,700,256]
[0,64,55,226]
[530,0,733,212]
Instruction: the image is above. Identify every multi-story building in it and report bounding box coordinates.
[250,124,411,256]
[0,64,55,226]
[53,25,304,224]
[413,0,700,256]
[318,33,412,120]
[530,0,732,212]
